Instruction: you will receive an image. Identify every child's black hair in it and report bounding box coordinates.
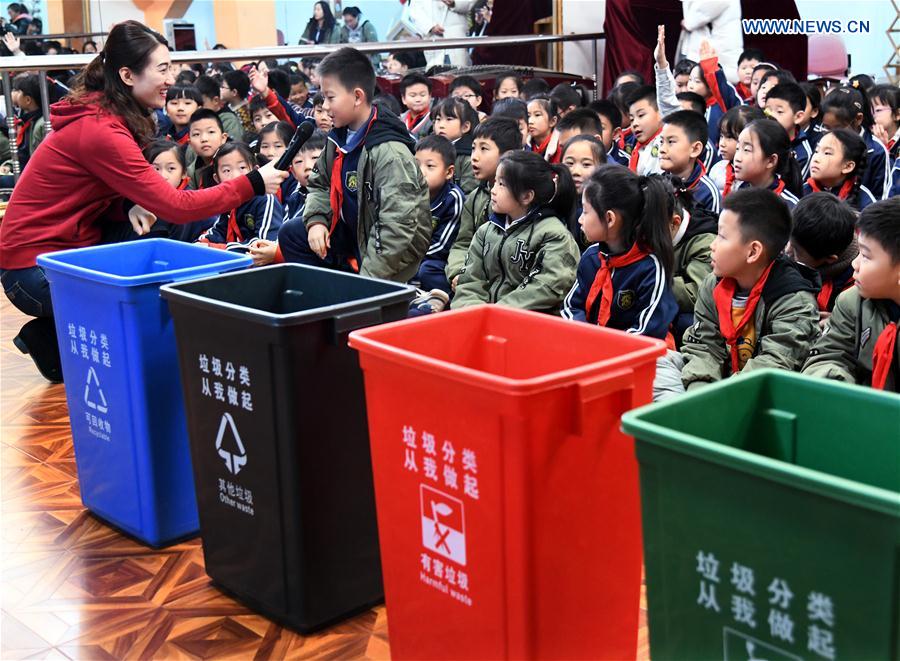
[11,73,39,102]
[608,82,639,120]
[373,92,402,116]
[521,77,550,99]
[557,108,604,136]
[473,116,522,155]
[766,82,806,114]
[290,71,311,87]
[497,150,575,220]
[820,127,869,208]
[491,97,528,125]
[223,70,251,99]
[494,72,524,96]
[582,165,675,278]
[791,192,857,261]
[165,84,203,105]
[317,46,376,102]
[739,48,766,65]
[212,141,256,174]
[175,69,197,85]
[249,95,269,116]
[550,82,588,111]
[719,105,766,141]
[870,84,900,123]
[267,68,291,99]
[857,198,900,263]
[561,135,607,166]
[388,51,419,70]
[588,99,622,131]
[821,86,873,131]
[448,75,484,100]
[259,120,293,145]
[312,93,326,108]
[676,91,706,115]
[195,75,221,102]
[744,118,803,195]
[673,58,697,78]
[759,69,797,89]
[723,187,793,260]
[624,84,658,111]
[527,94,560,121]
[751,62,777,80]
[189,108,224,132]
[301,129,328,154]
[848,74,876,96]
[615,69,646,86]
[399,72,432,97]
[142,139,186,170]
[663,109,709,146]
[416,134,457,169]
[430,96,478,133]
[799,82,821,114]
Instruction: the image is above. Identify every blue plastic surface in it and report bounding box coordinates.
[38,239,252,546]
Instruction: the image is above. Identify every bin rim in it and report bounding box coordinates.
[159,263,418,327]
[36,238,252,287]
[621,369,900,518]
[348,304,668,396]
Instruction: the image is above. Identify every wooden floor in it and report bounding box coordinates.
[1,296,649,660]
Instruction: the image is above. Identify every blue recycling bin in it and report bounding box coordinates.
[37,239,252,547]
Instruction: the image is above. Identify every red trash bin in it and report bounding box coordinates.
[348,305,666,660]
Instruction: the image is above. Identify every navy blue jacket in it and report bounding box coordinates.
[283,180,308,221]
[791,130,814,181]
[735,176,800,209]
[607,143,630,167]
[684,161,722,215]
[425,181,465,262]
[199,193,283,251]
[861,128,891,200]
[561,243,678,339]
[801,180,877,212]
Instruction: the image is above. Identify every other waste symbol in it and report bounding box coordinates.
[215,412,247,475]
[84,366,108,414]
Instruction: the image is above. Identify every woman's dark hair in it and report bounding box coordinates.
[821,85,873,131]
[82,40,97,53]
[212,141,256,173]
[142,139,185,170]
[497,150,575,221]
[68,20,169,145]
[744,118,802,195]
[303,1,336,42]
[342,6,361,18]
[718,105,765,141]
[258,120,293,145]
[582,165,675,278]
[430,96,478,133]
[821,127,868,208]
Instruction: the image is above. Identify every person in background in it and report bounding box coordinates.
[340,6,380,69]
[678,0,743,84]
[220,69,253,134]
[195,75,244,141]
[300,1,341,45]
[5,2,32,35]
[385,51,418,76]
[83,40,98,54]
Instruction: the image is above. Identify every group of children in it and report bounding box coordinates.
[121,40,900,395]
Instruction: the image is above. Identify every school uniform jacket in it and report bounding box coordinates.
[452,134,479,195]
[283,180,308,222]
[199,194,283,251]
[446,181,491,282]
[454,206,580,313]
[700,56,744,147]
[860,128,891,200]
[802,287,899,392]
[400,107,433,140]
[684,161,722,215]
[561,243,678,339]
[791,130,814,181]
[425,181,465,263]
[671,207,718,312]
[801,179,877,212]
[681,255,820,389]
[735,176,800,209]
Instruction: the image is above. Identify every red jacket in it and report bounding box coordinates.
[0,96,259,270]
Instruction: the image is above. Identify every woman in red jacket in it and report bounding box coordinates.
[0,21,287,381]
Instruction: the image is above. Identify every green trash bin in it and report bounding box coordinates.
[621,370,900,661]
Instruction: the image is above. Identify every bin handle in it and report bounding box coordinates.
[573,368,634,437]
[331,307,383,344]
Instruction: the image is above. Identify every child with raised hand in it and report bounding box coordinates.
[803,128,876,212]
[411,135,465,302]
[688,40,744,147]
[732,118,802,208]
[787,192,858,321]
[802,198,900,391]
[658,109,722,215]
[527,95,562,163]
[446,116,523,289]
[624,85,665,175]
[197,142,284,253]
[452,151,581,312]
[562,165,677,338]
[820,85,891,200]
[431,97,479,194]
[164,84,202,144]
[186,108,229,190]
[870,83,900,163]
[710,105,765,196]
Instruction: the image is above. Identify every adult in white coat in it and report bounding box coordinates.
[411,0,476,69]
[678,0,743,84]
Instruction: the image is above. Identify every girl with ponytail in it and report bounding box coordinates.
[561,164,678,340]
[452,150,582,313]
[803,128,876,212]
[731,118,802,208]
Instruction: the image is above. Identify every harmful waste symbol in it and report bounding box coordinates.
[215,412,247,475]
[84,367,108,414]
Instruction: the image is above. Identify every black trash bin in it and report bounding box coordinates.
[160,264,416,632]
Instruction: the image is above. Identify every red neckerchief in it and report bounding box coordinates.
[736,82,752,101]
[628,126,662,173]
[806,176,855,200]
[872,323,898,390]
[226,209,243,244]
[686,161,708,190]
[532,132,552,156]
[14,115,33,148]
[177,177,190,190]
[713,260,776,374]
[770,177,786,196]
[585,244,650,326]
[275,186,283,203]
[329,107,378,235]
[617,126,633,150]
[404,107,428,131]
[723,162,736,196]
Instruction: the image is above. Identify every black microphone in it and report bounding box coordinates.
[274,121,315,171]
